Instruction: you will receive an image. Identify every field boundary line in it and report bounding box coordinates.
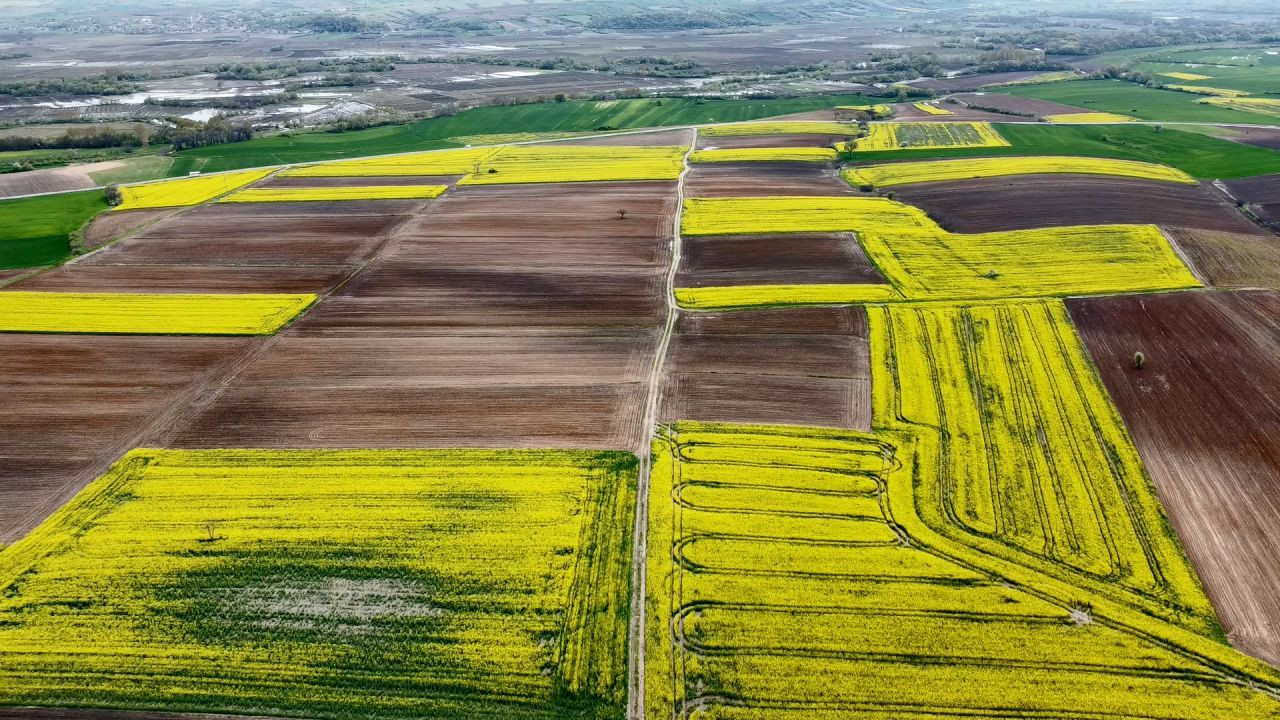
[628,127,695,720]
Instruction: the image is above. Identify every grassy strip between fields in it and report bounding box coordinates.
[0,291,316,334]
[0,189,106,270]
[844,155,1196,188]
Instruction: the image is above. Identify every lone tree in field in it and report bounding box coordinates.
[1133,351,1145,370]
[104,184,122,207]
[617,209,627,221]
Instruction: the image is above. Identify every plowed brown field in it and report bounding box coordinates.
[684,162,852,196]
[1163,227,1280,288]
[677,232,883,286]
[1222,173,1280,226]
[1068,290,1280,665]
[661,307,871,429]
[951,93,1090,117]
[893,175,1260,234]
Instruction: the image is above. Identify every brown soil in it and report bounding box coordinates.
[80,208,176,250]
[892,175,1261,235]
[256,175,463,188]
[661,307,871,429]
[1217,126,1280,152]
[695,134,846,150]
[16,265,353,294]
[1222,173,1280,226]
[0,335,252,544]
[0,159,122,199]
[950,92,1088,118]
[684,162,853,197]
[677,232,883,286]
[1068,290,1280,666]
[1163,227,1280,289]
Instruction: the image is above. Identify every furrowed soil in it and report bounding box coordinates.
[1163,227,1280,288]
[677,232,884,286]
[157,181,678,451]
[951,92,1090,117]
[694,134,845,150]
[684,162,853,196]
[1068,290,1280,665]
[255,175,463,188]
[660,307,871,429]
[892,175,1261,234]
[0,335,252,544]
[1222,173,1280,226]
[80,208,177,250]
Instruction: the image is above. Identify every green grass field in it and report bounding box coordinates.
[843,123,1280,178]
[89,154,174,186]
[170,95,874,174]
[1134,61,1280,96]
[0,190,107,270]
[996,79,1276,123]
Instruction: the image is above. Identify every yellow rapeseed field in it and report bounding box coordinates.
[1165,84,1250,97]
[1201,96,1280,118]
[984,70,1080,86]
[688,147,838,163]
[457,145,687,184]
[0,448,637,720]
[844,156,1196,188]
[912,101,953,115]
[221,185,448,203]
[846,122,1009,151]
[1161,71,1213,81]
[645,421,1280,720]
[699,121,861,137]
[680,196,1199,302]
[675,284,899,309]
[1044,112,1137,123]
[113,168,275,210]
[0,291,316,334]
[280,147,499,177]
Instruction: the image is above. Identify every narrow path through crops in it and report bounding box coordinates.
[628,128,695,720]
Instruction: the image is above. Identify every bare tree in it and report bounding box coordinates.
[617,209,627,221]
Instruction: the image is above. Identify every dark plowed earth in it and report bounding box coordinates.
[16,265,353,294]
[951,93,1090,118]
[80,208,177,250]
[1164,227,1280,288]
[893,175,1262,234]
[1219,125,1280,151]
[1222,173,1280,226]
[678,232,884,286]
[1068,290,1280,665]
[695,134,846,150]
[158,180,678,451]
[255,175,463,188]
[0,335,252,544]
[684,162,852,197]
[661,307,871,429]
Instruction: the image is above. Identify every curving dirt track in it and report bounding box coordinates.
[1068,289,1280,665]
[892,175,1262,235]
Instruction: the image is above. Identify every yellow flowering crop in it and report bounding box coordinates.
[1165,84,1250,97]
[680,197,1199,303]
[912,101,953,115]
[0,291,316,334]
[984,70,1080,86]
[674,284,899,309]
[1160,71,1213,81]
[1044,112,1137,123]
[699,121,861,137]
[844,156,1196,188]
[221,185,448,203]
[279,147,499,177]
[688,147,838,163]
[457,145,687,185]
[113,168,275,210]
[645,421,1280,720]
[0,448,636,719]
[1201,96,1280,118]
[845,122,1010,151]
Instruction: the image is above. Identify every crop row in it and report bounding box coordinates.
[0,291,316,334]
[844,155,1196,188]
[646,422,1280,719]
[0,448,637,720]
[114,168,275,210]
